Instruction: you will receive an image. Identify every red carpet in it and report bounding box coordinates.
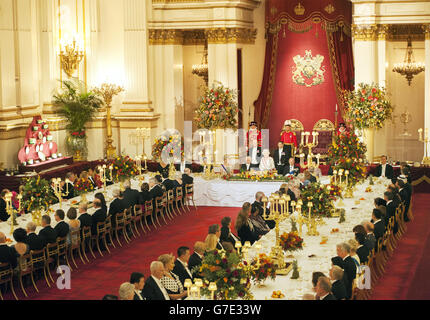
[370,194,430,300]
[3,206,240,300]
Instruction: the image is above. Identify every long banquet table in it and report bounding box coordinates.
[247,178,391,300]
[0,174,392,300]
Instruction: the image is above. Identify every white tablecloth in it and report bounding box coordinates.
[247,178,391,300]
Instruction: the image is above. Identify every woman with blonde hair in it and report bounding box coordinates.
[158,253,187,300]
[347,239,361,267]
[235,202,260,245]
[204,234,218,252]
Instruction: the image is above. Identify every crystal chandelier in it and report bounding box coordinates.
[392,36,425,86]
[192,41,208,83]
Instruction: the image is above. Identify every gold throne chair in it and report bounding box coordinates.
[312,119,335,164]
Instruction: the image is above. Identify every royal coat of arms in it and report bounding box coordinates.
[292,50,326,88]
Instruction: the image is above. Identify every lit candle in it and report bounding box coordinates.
[184,279,192,297]
[209,282,217,300]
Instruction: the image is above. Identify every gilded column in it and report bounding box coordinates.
[423,24,430,158]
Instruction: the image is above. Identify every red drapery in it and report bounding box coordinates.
[254,0,354,148]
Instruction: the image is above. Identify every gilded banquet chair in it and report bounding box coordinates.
[312,119,335,163]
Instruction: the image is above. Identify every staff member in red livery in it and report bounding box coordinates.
[280,120,297,159]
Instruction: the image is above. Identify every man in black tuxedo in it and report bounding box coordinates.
[284,157,300,176]
[355,233,370,264]
[38,215,58,247]
[139,183,152,205]
[372,209,385,243]
[334,242,356,299]
[0,190,9,222]
[316,276,336,300]
[109,189,126,228]
[143,261,170,300]
[375,155,394,180]
[182,168,194,186]
[78,202,92,230]
[252,192,275,229]
[363,222,376,251]
[25,222,44,251]
[188,241,205,277]
[0,232,17,269]
[123,180,140,209]
[91,199,107,235]
[172,246,193,285]
[220,217,240,246]
[273,142,288,175]
[149,178,164,201]
[384,191,397,223]
[54,209,70,239]
[396,179,411,222]
[329,266,347,300]
[63,172,77,200]
[240,157,254,173]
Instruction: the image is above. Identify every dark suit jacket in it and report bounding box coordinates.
[54,221,70,239]
[39,226,58,246]
[64,183,75,200]
[188,252,203,276]
[237,223,259,246]
[375,164,394,180]
[220,226,240,246]
[143,276,168,300]
[123,188,140,209]
[386,200,397,222]
[252,201,275,229]
[133,291,145,300]
[139,191,152,205]
[331,280,347,300]
[273,149,288,166]
[182,174,194,186]
[342,256,357,299]
[357,245,370,264]
[373,220,385,241]
[78,213,92,229]
[284,164,300,176]
[91,208,107,235]
[172,259,193,285]
[149,185,164,200]
[0,198,8,222]
[364,234,376,251]
[25,233,44,251]
[321,293,337,300]
[240,164,253,172]
[0,244,18,269]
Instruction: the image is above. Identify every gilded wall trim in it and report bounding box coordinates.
[149,27,257,45]
[423,24,430,40]
[352,23,427,41]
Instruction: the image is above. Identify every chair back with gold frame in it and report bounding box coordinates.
[312,119,335,158]
[0,262,18,300]
[30,248,51,288]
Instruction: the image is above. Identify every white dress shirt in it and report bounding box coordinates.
[152,276,170,300]
[134,289,144,300]
[381,164,386,177]
[178,258,193,279]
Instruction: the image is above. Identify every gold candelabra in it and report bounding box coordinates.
[418,128,430,165]
[5,192,21,233]
[136,128,151,160]
[261,193,292,274]
[59,39,85,78]
[52,178,69,209]
[98,164,114,195]
[94,83,125,159]
[299,131,319,168]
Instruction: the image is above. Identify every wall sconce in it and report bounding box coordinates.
[59,39,85,78]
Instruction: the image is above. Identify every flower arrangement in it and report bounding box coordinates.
[152,135,184,162]
[196,249,252,300]
[279,231,304,252]
[301,182,335,217]
[108,155,138,180]
[327,132,367,186]
[21,176,57,213]
[328,184,342,201]
[74,178,94,196]
[343,83,393,130]
[194,83,238,130]
[250,253,277,285]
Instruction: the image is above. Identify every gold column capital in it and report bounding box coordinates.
[205,28,257,44]
[423,24,430,40]
[352,24,378,41]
